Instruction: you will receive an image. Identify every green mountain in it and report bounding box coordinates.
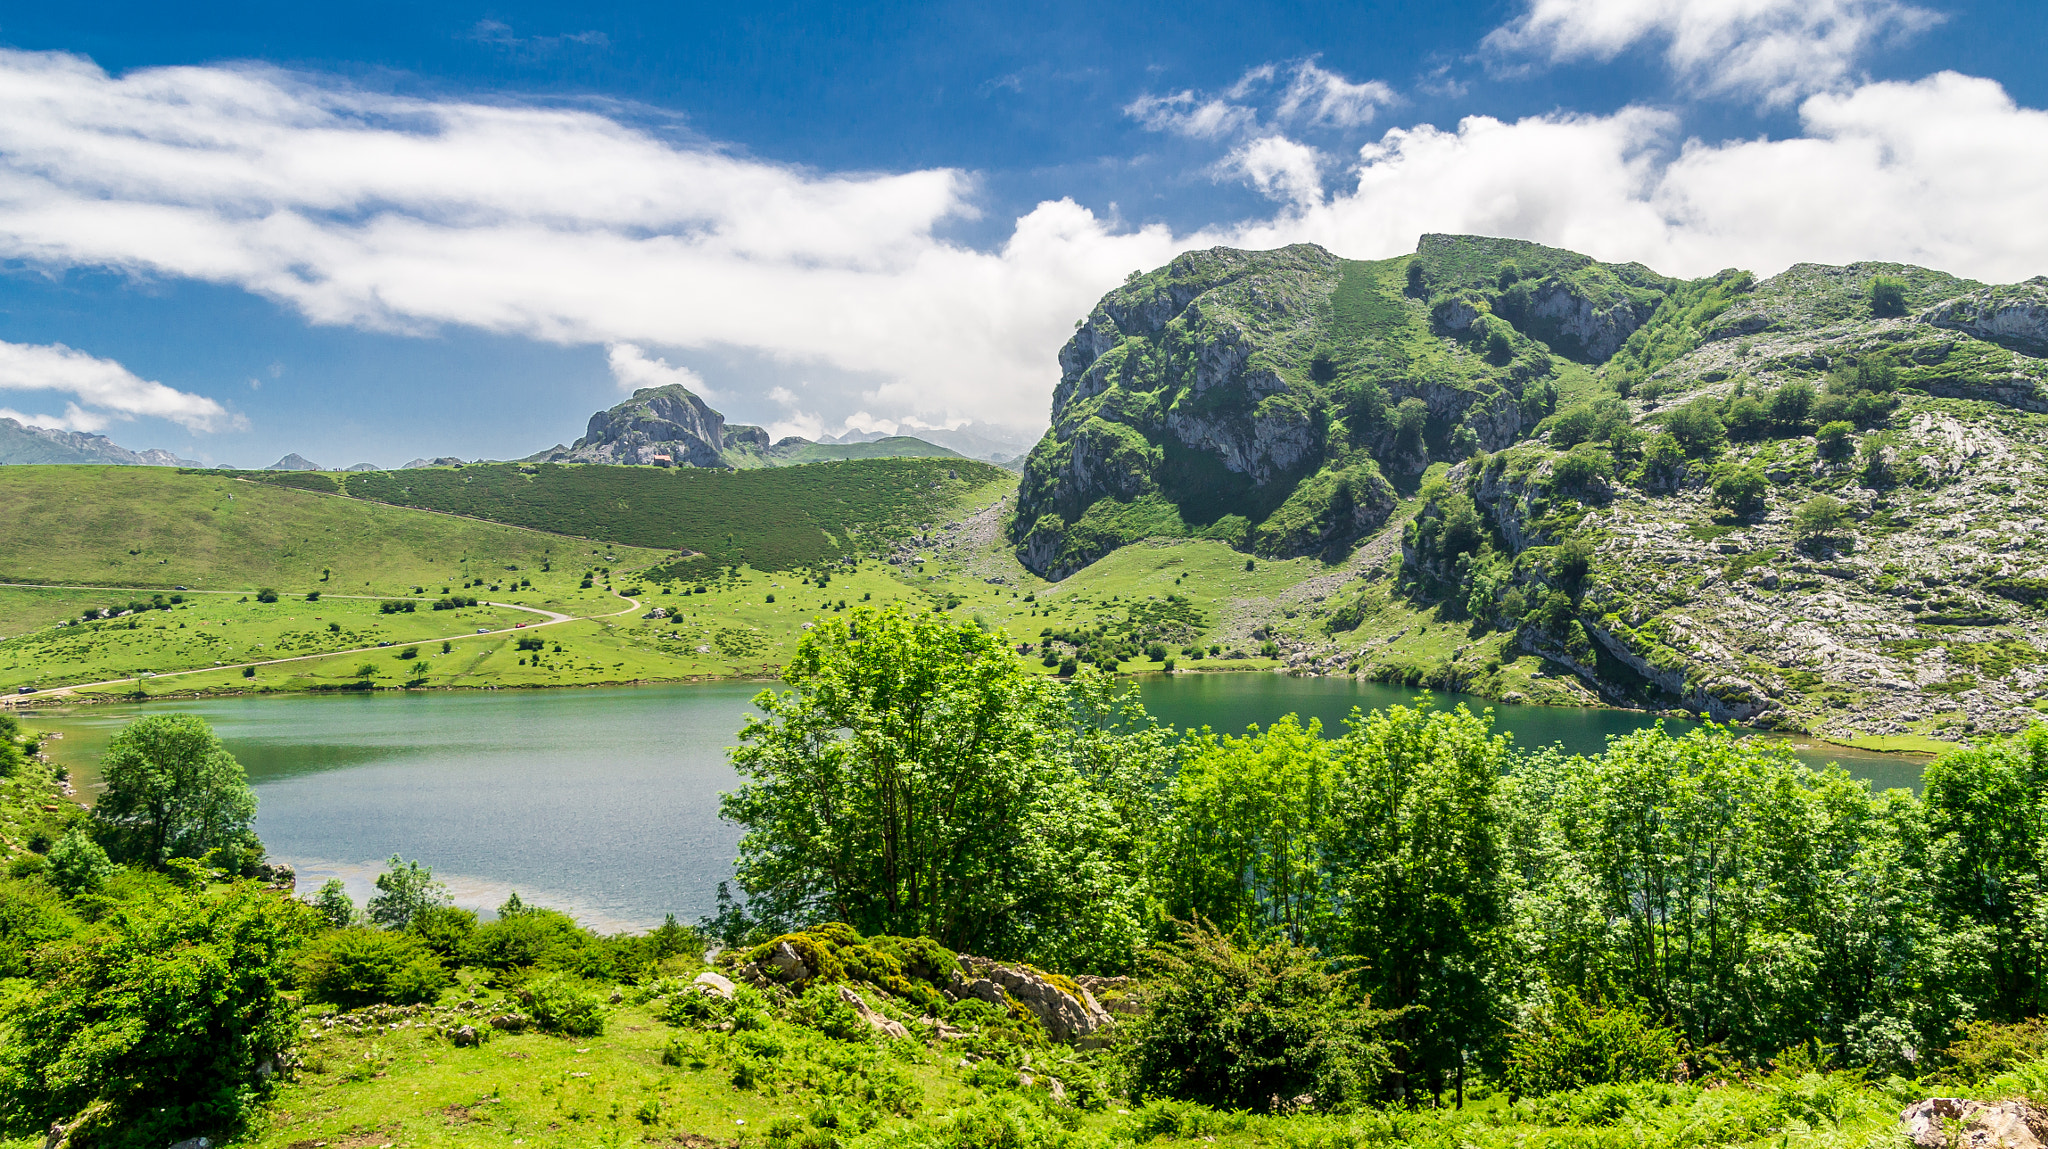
[1015,233,2048,746]
[1010,236,1673,577]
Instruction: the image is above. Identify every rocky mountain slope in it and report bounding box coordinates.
[526,384,962,469]
[0,417,199,467]
[1010,236,1673,577]
[1016,234,2048,746]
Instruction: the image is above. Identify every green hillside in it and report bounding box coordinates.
[252,457,1010,573]
[0,466,662,595]
[766,435,964,464]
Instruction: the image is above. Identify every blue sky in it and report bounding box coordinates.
[0,0,2043,467]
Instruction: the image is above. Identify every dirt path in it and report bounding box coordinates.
[5,588,640,705]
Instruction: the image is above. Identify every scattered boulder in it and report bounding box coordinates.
[765,940,812,983]
[951,956,1110,1042]
[836,985,909,1039]
[451,1025,484,1048]
[487,1013,530,1033]
[692,971,736,1000]
[1903,1098,2048,1149]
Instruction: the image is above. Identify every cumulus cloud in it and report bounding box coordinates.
[0,339,238,432]
[606,342,714,399]
[1485,0,1943,105]
[1227,136,1327,209]
[3,49,2048,441]
[1225,71,2048,284]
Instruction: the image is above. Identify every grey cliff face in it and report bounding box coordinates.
[559,384,731,467]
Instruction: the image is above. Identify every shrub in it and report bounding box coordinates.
[366,856,449,930]
[1503,989,1682,1097]
[462,904,607,975]
[1664,400,1725,458]
[254,588,278,603]
[790,982,876,1042]
[296,927,451,1008]
[1817,420,1855,459]
[0,881,317,1146]
[516,635,545,651]
[46,827,116,896]
[1711,465,1769,517]
[1770,381,1815,429]
[408,903,479,958]
[304,591,320,602]
[1551,443,1613,493]
[1123,919,1395,1113]
[1792,495,1852,542]
[523,973,607,1036]
[1941,1018,2048,1082]
[1870,275,1908,317]
[395,646,419,660]
[311,878,354,928]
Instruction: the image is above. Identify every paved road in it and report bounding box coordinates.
[2,582,642,704]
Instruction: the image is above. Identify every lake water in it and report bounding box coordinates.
[28,674,1927,932]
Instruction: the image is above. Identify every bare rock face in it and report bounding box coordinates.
[1903,1098,2048,1149]
[950,956,1110,1043]
[1921,280,2048,355]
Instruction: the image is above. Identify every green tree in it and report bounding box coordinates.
[1328,703,1514,1094]
[1393,397,1430,453]
[1792,494,1853,543]
[1550,443,1613,494]
[1771,380,1816,429]
[1712,464,1769,516]
[93,715,258,865]
[1859,433,1895,487]
[311,878,355,928]
[45,827,115,897]
[1870,275,1908,317]
[366,855,450,930]
[724,603,1155,963]
[1664,400,1725,458]
[0,880,317,1145]
[1922,726,2048,1020]
[1817,420,1855,460]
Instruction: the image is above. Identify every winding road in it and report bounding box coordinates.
[0,582,643,705]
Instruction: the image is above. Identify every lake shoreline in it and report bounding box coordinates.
[14,661,1948,762]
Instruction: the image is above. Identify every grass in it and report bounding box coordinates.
[1828,732,1956,755]
[0,466,670,597]
[324,458,1011,572]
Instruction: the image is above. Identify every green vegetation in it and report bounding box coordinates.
[327,457,1007,572]
[22,638,2048,1146]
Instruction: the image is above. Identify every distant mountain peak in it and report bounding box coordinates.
[0,417,201,467]
[266,453,323,471]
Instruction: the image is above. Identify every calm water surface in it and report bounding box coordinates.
[30,674,1927,931]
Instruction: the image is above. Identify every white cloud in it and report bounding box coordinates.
[1276,61,1398,128]
[1123,90,1257,140]
[4,49,2048,443]
[1227,136,1327,209]
[1224,71,2048,284]
[1485,0,1943,106]
[0,339,238,432]
[606,342,713,399]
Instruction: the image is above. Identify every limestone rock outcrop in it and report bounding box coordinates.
[949,956,1110,1042]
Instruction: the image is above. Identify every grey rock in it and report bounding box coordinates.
[952,956,1110,1043]
[451,1024,484,1047]
[836,985,909,1039]
[1902,1098,2048,1149]
[765,940,811,983]
[691,971,736,1000]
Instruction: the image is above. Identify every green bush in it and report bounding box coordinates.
[408,903,479,957]
[1711,465,1769,517]
[46,826,116,896]
[0,880,317,1147]
[296,927,451,1008]
[462,904,608,975]
[1870,275,1908,317]
[1123,919,1394,1113]
[0,878,83,979]
[523,972,608,1037]
[1504,989,1682,1097]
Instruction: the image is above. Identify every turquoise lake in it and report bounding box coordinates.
[28,675,1927,931]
